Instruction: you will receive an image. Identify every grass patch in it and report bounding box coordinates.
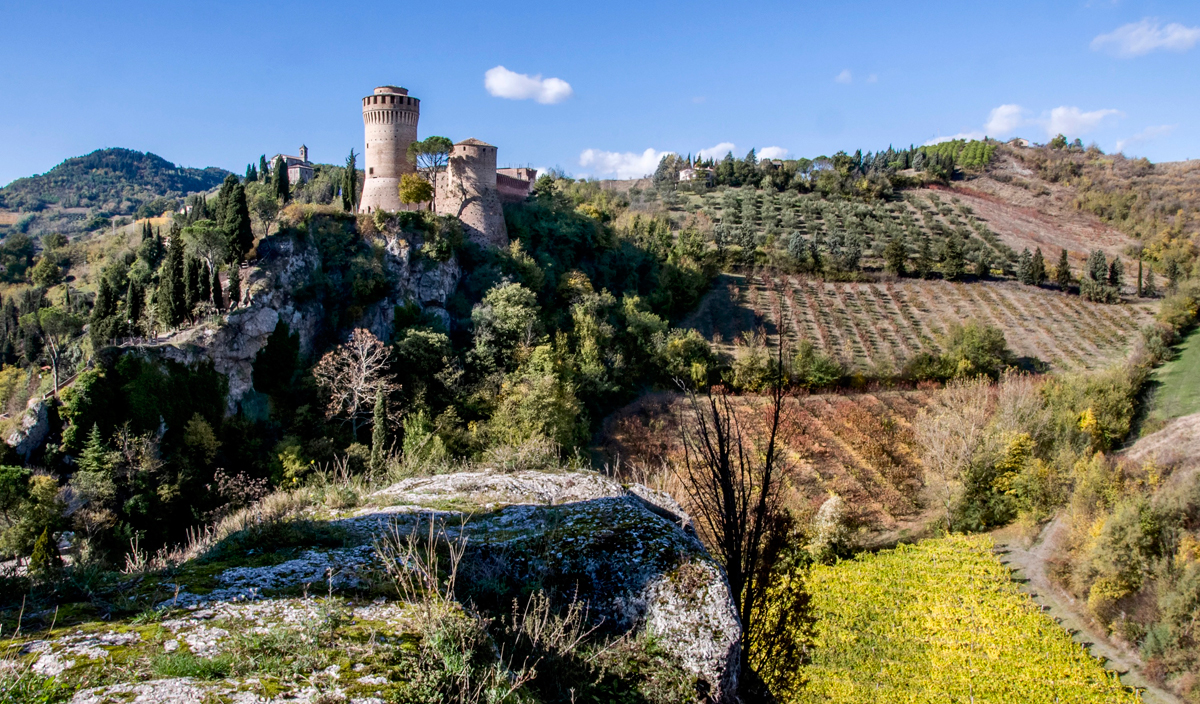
[1146,325,1200,424]
[150,651,234,679]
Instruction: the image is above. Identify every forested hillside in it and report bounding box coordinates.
[0,148,230,236]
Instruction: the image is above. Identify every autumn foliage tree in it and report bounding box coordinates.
[312,328,395,439]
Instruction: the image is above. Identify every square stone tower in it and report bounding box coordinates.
[359,85,420,213]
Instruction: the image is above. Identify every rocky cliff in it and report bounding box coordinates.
[151,217,459,414]
[17,469,741,703]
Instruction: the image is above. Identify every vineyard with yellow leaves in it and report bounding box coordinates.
[756,535,1142,704]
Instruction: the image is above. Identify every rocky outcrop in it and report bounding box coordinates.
[148,220,459,414]
[91,469,740,703]
[5,398,48,459]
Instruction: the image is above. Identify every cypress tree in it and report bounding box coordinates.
[1144,265,1157,297]
[158,229,187,327]
[227,268,241,309]
[259,155,269,182]
[916,234,934,279]
[198,262,211,303]
[126,280,143,332]
[1056,249,1072,290]
[273,156,290,203]
[225,183,254,262]
[90,277,117,346]
[1017,248,1033,285]
[1031,248,1046,286]
[211,266,224,310]
[343,150,359,212]
[371,392,387,473]
[215,174,238,232]
[184,255,202,312]
[245,163,256,182]
[1107,258,1124,289]
[1137,258,1143,297]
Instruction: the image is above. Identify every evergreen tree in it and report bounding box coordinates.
[125,280,143,332]
[245,163,257,182]
[78,424,113,475]
[184,255,202,312]
[1031,247,1046,286]
[259,155,269,182]
[371,392,387,473]
[215,175,239,232]
[89,277,118,346]
[1137,258,1143,297]
[1085,250,1107,282]
[1144,264,1157,297]
[198,262,211,303]
[157,230,187,327]
[224,182,254,262]
[916,234,934,279]
[227,268,241,309]
[343,149,359,212]
[29,527,61,575]
[942,232,965,281]
[1107,258,1124,289]
[1017,248,1033,285]
[883,233,907,276]
[273,156,290,203]
[1055,249,1072,290]
[211,266,224,310]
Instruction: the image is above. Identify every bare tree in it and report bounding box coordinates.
[312,328,395,438]
[675,338,790,670]
[913,375,993,529]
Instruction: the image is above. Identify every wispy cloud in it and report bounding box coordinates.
[834,69,853,84]
[579,148,669,179]
[484,66,573,104]
[697,142,736,160]
[758,146,789,160]
[1091,18,1200,57]
[1115,124,1177,154]
[1045,106,1122,137]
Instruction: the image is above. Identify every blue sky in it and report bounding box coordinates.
[1,0,1198,186]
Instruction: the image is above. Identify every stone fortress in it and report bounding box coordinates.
[358,85,536,248]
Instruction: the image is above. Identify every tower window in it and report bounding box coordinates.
[369,167,374,175]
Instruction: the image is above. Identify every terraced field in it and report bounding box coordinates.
[685,274,1156,372]
[602,390,936,533]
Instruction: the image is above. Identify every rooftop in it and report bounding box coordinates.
[373,85,409,96]
[457,138,494,147]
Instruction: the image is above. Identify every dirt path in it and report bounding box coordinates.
[994,517,1182,704]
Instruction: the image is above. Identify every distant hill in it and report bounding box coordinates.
[0,148,231,236]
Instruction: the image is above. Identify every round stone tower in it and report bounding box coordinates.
[435,138,508,248]
[359,85,420,213]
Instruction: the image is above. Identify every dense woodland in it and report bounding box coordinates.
[0,137,1199,702]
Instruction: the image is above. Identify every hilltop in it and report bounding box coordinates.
[0,148,230,236]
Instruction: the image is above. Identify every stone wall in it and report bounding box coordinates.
[434,139,508,249]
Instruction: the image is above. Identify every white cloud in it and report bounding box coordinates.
[697,142,736,160]
[835,69,853,84]
[1044,106,1122,137]
[1091,18,1200,58]
[484,66,573,104]
[984,104,1027,135]
[1115,124,1177,154]
[924,132,986,146]
[757,146,789,160]
[579,148,671,179]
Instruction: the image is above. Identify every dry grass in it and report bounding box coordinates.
[685,273,1156,372]
[601,389,938,535]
